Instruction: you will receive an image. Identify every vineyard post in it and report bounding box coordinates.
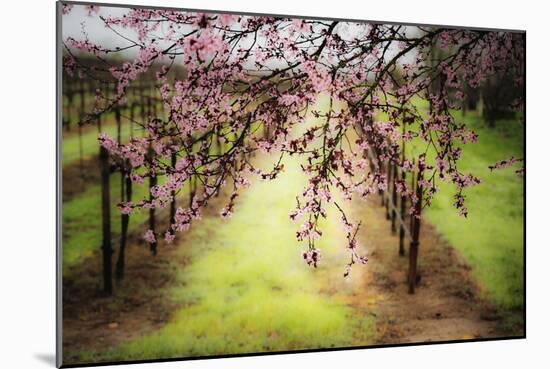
[97,106,113,295]
[408,163,424,294]
[399,110,407,256]
[399,166,407,256]
[146,94,158,256]
[376,147,385,207]
[116,164,132,281]
[148,155,158,256]
[115,101,130,281]
[409,159,416,232]
[170,152,177,230]
[116,90,137,279]
[391,162,398,233]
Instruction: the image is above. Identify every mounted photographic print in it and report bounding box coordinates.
[56,1,526,367]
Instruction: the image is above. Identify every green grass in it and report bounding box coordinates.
[62,98,166,166]
[76,156,375,363]
[62,116,137,166]
[423,113,524,311]
[373,96,524,318]
[62,173,152,272]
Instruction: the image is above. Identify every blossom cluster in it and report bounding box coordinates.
[63,5,524,274]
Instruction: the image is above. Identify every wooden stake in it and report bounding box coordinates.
[408,166,423,294]
[98,108,113,294]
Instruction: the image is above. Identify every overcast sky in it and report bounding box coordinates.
[62,5,142,57]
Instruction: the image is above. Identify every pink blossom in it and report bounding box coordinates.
[303,248,321,268]
[143,230,156,244]
[164,231,175,244]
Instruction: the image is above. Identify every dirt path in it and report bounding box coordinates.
[348,196,508,344]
